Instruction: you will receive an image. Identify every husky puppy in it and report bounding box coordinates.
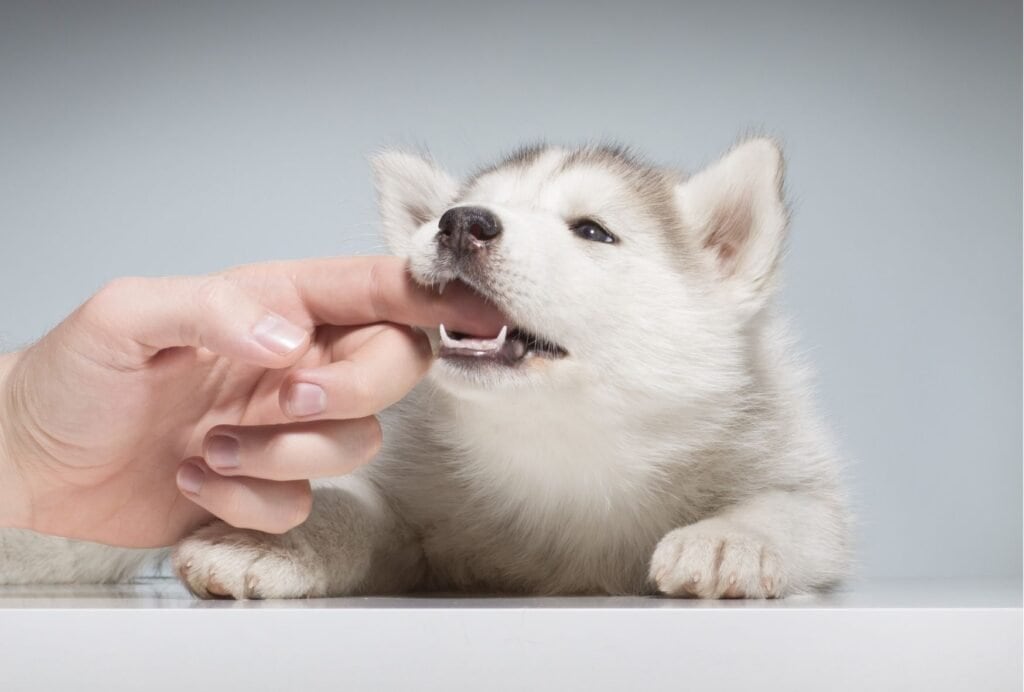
[170,138,850,599]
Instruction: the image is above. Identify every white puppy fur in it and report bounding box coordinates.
[1,139,850,599]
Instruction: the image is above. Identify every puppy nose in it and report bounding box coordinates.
[437,206,502,254]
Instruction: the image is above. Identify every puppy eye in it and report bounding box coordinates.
[570,219,617,244]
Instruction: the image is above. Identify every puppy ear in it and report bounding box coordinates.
[676,138,788,314]
[370,150,459,255]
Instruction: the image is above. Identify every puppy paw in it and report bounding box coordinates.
[173,522,327,600]
[649,519,786,598]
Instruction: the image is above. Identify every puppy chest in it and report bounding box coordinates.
[414,487,672,593]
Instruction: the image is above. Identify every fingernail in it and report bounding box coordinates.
[206,435,240,470]
[252,314,307,355]
[286,382,326,417]
[177,463,205,496]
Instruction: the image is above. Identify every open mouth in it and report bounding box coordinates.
[438,324,568,366]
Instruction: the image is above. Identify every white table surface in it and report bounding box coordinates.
[1,577,1020,691]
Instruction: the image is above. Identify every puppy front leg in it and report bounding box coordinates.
[649,490,849,598]
[174,478,424,599]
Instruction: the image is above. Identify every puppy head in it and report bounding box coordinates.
[371,140,788,408]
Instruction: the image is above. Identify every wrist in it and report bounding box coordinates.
[0,351,29,529]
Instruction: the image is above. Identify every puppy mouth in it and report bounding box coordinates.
[438,324,568,365]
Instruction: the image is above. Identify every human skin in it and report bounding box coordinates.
[0,256,502,548]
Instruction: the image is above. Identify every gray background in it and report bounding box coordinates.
[0,0,1019,580]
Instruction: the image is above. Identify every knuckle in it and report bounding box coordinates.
[85,276,145,318]
[100,276,143,297]
[192,276,233,313]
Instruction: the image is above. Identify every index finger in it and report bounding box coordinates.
[279,323,431,421]
[239,256,505,336]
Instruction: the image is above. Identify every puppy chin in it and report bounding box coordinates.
[427,358,541,399]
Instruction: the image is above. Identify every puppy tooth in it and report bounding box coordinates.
[439,324,456,348]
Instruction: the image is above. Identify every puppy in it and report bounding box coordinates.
[172,139,851,599]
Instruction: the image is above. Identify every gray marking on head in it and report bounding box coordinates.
[464,142,551,187]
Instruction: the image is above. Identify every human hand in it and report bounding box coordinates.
[0,256,501,547]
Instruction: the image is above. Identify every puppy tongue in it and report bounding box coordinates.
[440,324,508,352]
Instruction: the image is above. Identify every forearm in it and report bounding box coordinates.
[0,350,29,530]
